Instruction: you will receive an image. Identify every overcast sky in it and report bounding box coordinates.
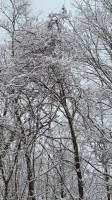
[0,0,73,42]
[31,0,72,17]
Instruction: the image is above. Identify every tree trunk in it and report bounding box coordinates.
[67,116,84,200]
[60,84,84,200]
[105,167,111,200]
[4,181,8,200]
[25,154,35,200]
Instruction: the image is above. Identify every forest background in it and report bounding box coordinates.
[0,0,112,200]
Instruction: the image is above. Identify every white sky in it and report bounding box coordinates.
[31,0,73,17]
[0,0,73,43]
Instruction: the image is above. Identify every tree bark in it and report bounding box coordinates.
[25,154,35,200]
[4,181,8,200]
[60,84,84,200]
[105,167,111,200]
[68,118,83,200]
